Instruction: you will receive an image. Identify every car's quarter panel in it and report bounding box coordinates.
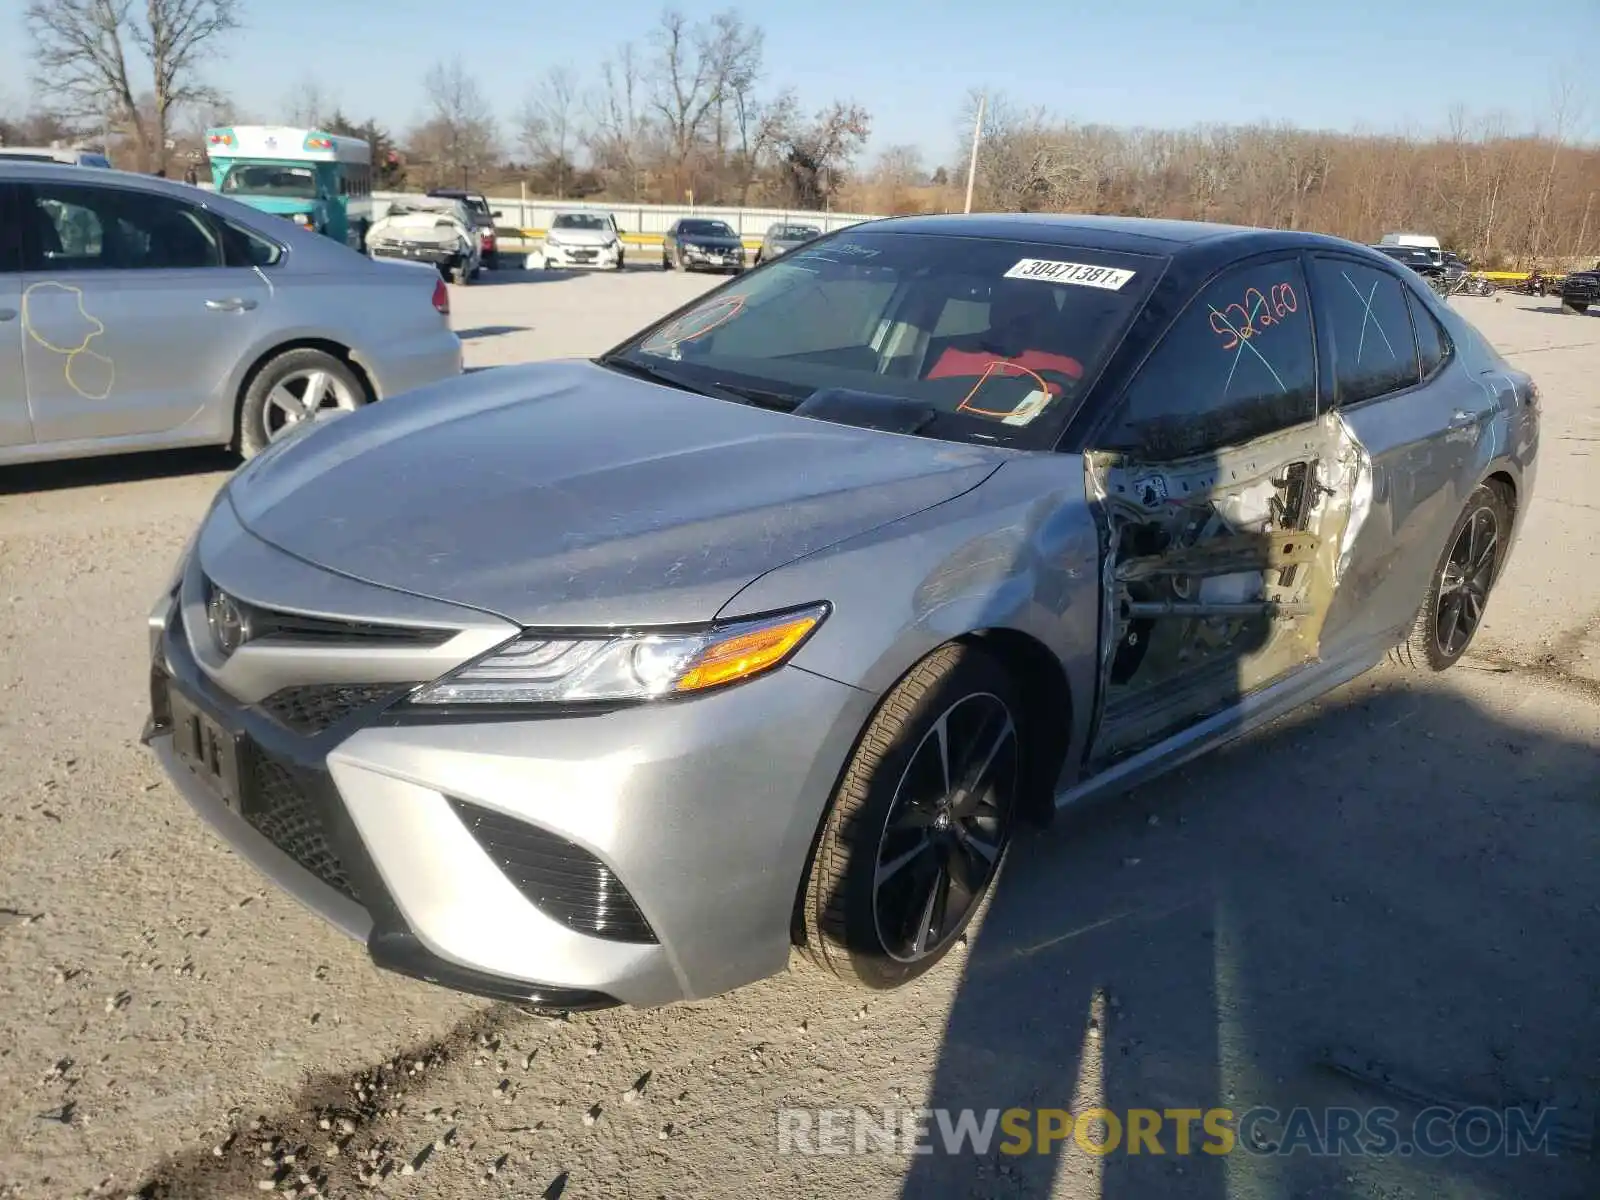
[327,666,878,1006]
[225,361,1003,627]
[717,452,1104,794]
[1307,255,1500,654]
[230,264,461,406]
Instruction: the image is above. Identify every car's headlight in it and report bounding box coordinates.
[407,603,829,706]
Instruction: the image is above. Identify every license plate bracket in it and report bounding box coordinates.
[168,685,244,812]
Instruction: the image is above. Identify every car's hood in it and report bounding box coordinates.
[225,360,1004,627]
[370,210,468,243]
[546,227,615,245]
[681,235,742,249]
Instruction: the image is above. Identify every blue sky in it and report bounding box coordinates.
[1,0,1594,165]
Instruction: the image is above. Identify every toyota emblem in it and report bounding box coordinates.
[207,589,249,657]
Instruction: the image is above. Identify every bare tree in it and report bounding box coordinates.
[25,0,241,172]
[729,85,793,206]
[588,41,650,199]
[410,57,499,189]
[518,66,583,197]
[285,74,334,128]
[1530,70,1586,258]
[775,101,871,209]
[646,8,762,196]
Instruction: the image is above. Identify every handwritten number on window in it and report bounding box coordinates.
[1210,282,1297,352]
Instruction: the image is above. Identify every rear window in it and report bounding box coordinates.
[612,230,1159,447]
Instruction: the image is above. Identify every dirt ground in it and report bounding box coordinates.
[1,271,1596,1200]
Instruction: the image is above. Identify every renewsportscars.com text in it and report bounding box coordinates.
[776,1106,1565,1159]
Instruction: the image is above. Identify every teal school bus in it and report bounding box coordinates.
[205,125,373,248]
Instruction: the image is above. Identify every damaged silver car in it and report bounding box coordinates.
[146,214,1538,1009]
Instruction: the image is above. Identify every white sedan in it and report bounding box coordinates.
[533,211,625,271]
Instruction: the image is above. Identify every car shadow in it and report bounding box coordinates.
[894,665,1599,1198]
[120,664,1600,1200]
[0,446,237,495]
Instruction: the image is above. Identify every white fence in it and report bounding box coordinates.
[370,192,884,237]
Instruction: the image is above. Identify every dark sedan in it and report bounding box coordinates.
[662,217,746,272]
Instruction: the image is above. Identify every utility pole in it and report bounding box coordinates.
[963,92,986,215]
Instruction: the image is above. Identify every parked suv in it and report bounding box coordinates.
[1559,261,1600,313]
[426,187,501,271]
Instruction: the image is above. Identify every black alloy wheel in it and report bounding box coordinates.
[1390,482,1512,672]
[798,644,1023,989]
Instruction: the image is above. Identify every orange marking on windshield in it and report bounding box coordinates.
[956,361,1052,417]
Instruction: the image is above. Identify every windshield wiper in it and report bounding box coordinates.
[596,356,803,412]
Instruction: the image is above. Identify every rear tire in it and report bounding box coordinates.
[237,348,367,459]
[798,644,1022,991]
[1389,482,1512,672]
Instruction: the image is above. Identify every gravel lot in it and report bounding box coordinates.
[1,271,1597,1200]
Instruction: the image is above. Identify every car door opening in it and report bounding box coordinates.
[1085,411,1370,765]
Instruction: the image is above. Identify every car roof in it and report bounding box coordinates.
[0,159,360,270]
[860,211,1366,257]
[0,158,199,192]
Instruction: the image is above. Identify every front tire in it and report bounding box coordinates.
[798,644,1022,991]
[1389,482,1512,672]
[237,348,366,459]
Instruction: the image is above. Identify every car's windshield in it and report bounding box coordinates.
[775,226,819,240]
[553,214,610,230]
[221,164,318,198]
[605,230,1159,448]
[681,220,735,237]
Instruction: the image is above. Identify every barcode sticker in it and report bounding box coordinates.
[1004,259,1136,290]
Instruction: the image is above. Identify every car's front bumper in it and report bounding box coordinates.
[370,242,460,268]
[541,241,622,269]
[680,249,746,271]
[1560,277,1599,304]
[144,521,872,1008]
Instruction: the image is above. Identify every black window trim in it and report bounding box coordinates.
[17,178,236,273]
[0,183,21,273]
[1307,250,1431,413]
[203,206,289,270]
[1075,247,1323,458]
[1402,277,1456,385]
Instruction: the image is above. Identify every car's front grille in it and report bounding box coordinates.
[202,577,454,649]
[447,798,657,944]
[244,755,361,904]
[259,682,409,735]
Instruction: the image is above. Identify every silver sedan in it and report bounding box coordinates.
[1,162,462,466]
[145,214,1538,1011]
